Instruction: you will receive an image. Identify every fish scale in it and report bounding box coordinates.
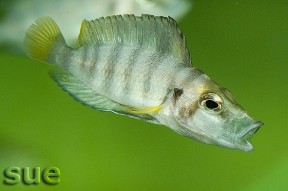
[68,44,165,107]
[144,55,176,101]
[122,48,141,99]
[129,50,159,105]
[108,46,134,100]
[104,46,118,91]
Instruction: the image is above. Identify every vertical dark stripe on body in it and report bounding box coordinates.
[142,53,162,97]
[60,47,72,70]
[102,46,119,92]
[142,54,179,104]
[88,46,99,78]
[80,46,88,68]
[107,46,122,93]
[123,48,141,94]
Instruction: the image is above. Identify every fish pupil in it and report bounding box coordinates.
[205,99,219,110]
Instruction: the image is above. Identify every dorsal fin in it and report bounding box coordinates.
[78,14,191,66]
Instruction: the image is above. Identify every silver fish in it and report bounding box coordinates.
[24,15,263,152]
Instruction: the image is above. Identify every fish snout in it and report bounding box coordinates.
[239,121,263,140]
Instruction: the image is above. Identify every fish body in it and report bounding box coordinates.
[24,15,262,152]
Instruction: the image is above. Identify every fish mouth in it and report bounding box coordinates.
[239,121,263,139]
[236,121,263,152]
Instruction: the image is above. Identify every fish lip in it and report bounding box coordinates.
[238,121,263,139]
[234,121,263,152]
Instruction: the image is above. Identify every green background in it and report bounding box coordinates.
[0,0,287,190]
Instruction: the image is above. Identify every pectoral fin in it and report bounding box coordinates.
[50,68,161,123]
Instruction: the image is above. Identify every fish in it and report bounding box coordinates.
[24,14,263,152]
[0,0,191,51]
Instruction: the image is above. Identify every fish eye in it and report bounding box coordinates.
[199,93,223,113]
[205,99,219,110]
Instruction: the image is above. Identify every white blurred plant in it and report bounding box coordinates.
[0,0,191,48]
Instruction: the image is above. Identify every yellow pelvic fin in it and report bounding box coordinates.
[124,104,163,114]
[24,17,66,62]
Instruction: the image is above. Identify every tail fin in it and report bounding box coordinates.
[24,17,66,63]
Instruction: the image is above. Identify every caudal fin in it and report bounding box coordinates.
[24,17,66,63]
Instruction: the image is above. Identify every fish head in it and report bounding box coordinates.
[171,74,263,152]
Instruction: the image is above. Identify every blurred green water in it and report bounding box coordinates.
[0,0,288,190]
